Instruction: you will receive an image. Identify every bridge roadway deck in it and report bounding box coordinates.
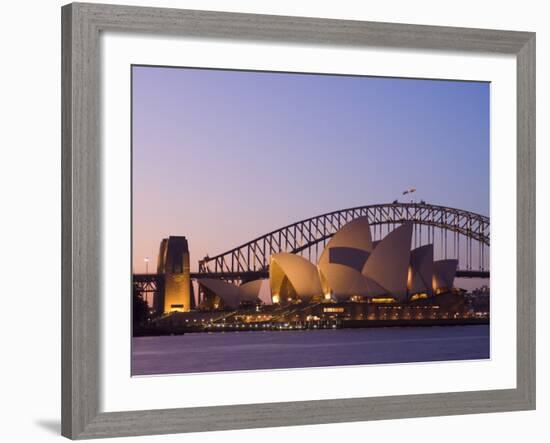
[133,269,489,282]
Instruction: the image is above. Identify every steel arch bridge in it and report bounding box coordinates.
[198,202,490,281]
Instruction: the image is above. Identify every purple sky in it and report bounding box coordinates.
[132,66,489,285]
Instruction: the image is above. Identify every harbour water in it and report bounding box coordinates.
[132,324,490,375]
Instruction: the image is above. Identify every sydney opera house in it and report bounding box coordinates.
[141,217,487,335]
[193,217,458,310]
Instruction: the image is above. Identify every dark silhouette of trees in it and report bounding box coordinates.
[133,286,149,328]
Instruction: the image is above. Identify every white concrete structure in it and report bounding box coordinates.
[270,253,323,304]
[319,263,386,300]
[239,279,265,303]
[197,278,242,309]
[318,216,373,272]
[197,278,264,309]
[264,218,458,305]
[433,259,459,295]
[408,244,434,297]
[362,223,413,302]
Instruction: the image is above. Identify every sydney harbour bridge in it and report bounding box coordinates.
[134,202,489,298]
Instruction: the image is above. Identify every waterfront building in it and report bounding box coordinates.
[151,218,460,317]
[269,217,458,304]
[197,278,263,309]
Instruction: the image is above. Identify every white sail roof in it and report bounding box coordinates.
[320,263,386,300]
[362,223,413,302]
[318,216,373,270]
[408,244,434,297]
[433,259,458,293]
[270,253,322,301]
[197,278,242,309]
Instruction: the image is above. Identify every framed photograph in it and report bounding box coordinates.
[62,2,535,439]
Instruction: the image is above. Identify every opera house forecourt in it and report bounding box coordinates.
[143,217,488,334]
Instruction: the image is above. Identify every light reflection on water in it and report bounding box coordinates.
[132,325,490,376]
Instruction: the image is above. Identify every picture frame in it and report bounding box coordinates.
[61,2,535,439]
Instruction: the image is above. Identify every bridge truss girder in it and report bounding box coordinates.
[198,203,489,276]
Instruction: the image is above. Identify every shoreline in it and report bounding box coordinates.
[133,318,489,337]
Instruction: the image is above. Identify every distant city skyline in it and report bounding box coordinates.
[132,66,489,280]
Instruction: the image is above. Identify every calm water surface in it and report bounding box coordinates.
[132,325,490,375]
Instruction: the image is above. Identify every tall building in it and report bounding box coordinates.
[154,236,194,313]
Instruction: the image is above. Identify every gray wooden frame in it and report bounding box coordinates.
[61,2,536,439]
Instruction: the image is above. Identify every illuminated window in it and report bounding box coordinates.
[323,307,345,313]
[410,293,428,302]
[371,297,396,304]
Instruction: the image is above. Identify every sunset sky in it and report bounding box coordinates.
[132,66,489,278]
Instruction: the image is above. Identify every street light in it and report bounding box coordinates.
[144,256,149,274]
